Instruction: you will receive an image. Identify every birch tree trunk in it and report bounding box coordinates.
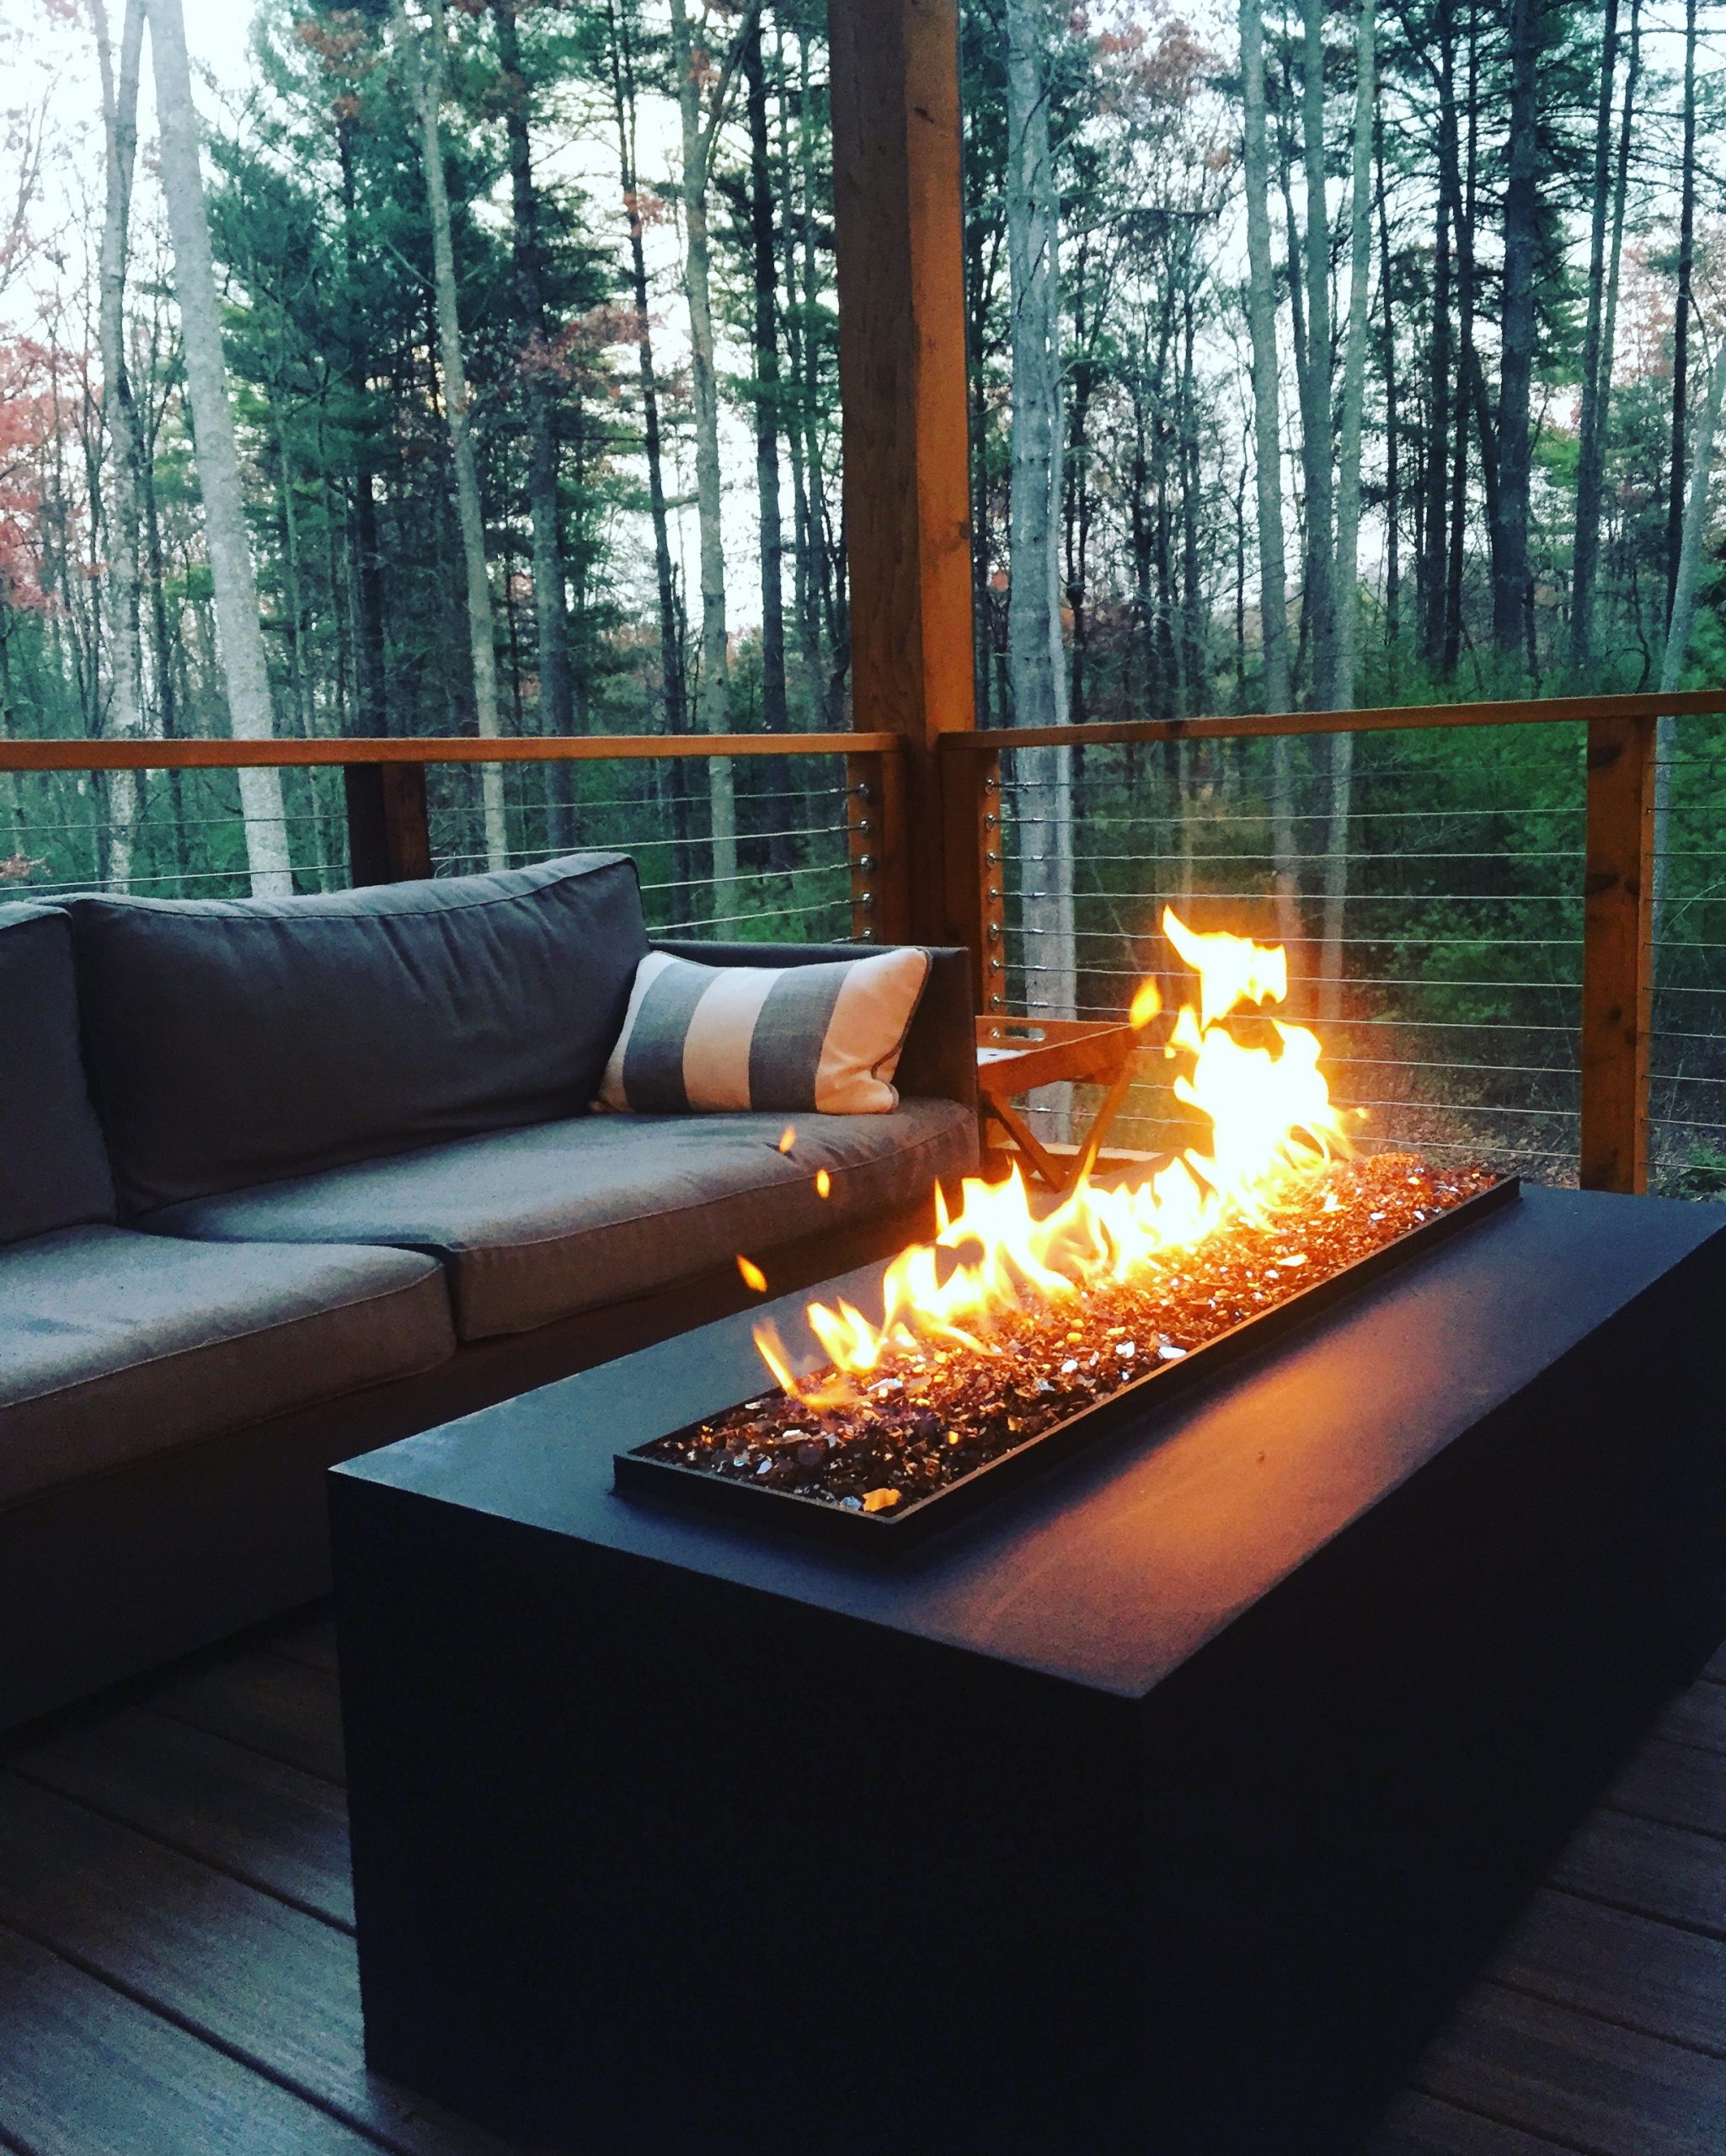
[776,25,824,709]
[744,19,788,734]
[1300,0,1336,712]
[1667,0,1698,622]
[1333,0,1373,711]
[1240,0,1298,957]
[1004,0,1074,1054]
[146,0,291,894]
[606,0,686,739]
[404,0,506,869]
[1654,332,1726,927]
[1659,338,1723,700]
[1240,0,1290,719]
[94,0,147,893]
[1323,0,1374,1021]
[669,0,737,889]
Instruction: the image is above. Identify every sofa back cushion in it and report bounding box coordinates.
[0,902,117,1244]
[71,853,649,1214]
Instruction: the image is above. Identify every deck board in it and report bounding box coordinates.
[142,1648,347,1783]
[1485,1886,1726,2054]
[0,1774,508,2156]
[1412,1983,1726,2156]
[1655,1683,1726,1759]
[4,1702,354,1927]
[0,1608,1723,2153]
[268,1608,342,1676]
[1550,1807,1726,1935]
[1606,1733,1726,1841]
[1362,2090,1583,2153]
[0,1920,382,2156]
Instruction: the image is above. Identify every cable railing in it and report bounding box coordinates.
[0,734,883,951]
[1651,729,1726,1197]
[992,726,1589,1182]
[940,691,1726,1198]
[0,692,1719,1199]
[422,755,855,942]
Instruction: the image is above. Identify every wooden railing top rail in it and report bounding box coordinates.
[938,689,1726,751]
[9,692,1726,771]
[0,731,896,772]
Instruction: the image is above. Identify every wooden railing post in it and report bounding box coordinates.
[830,0,976,953]
[1580,712,1656,1193]
[847,746,909,944]
[345,762,432,885]
[939,744,1003,1009]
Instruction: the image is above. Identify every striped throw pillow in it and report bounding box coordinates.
[597,947,930,1115]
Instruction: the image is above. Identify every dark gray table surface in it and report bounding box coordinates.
[335,1183,1723,1700]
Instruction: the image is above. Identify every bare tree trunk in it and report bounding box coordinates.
[1376,106,1400,684]
[146,0,291,894]
[1324,0,1373,1021]
[607,0,704,902]
[1667,0,1697,622]
[776,24,822,711]
[744,19,788,734]
[94,0,148,892]
[1419,0,1454,670]
[403,0,506,869]
[1241,0,1297,955]
[1447,8,1478,677]
[1568,0,1620,672]
[1654,334,1726,927]
[492,0,577,773]
[1240,0,1290,718]
[1300,0,1336,711]
[1659,340,1723,698]
[607,0,686,739]
[1587,0,1641,666]
[1334,0,1374,712]
[1005,0,1074,1056]
[668,0,744,886]
[1494,0,1540,668]
[336,119,389,738]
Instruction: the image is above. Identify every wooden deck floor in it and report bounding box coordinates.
[0,1609,1723,2154]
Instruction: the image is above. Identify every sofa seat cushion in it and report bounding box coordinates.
[142,1099,980,1343]
[0,1228,455,1507]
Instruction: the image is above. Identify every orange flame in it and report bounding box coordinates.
[736,1254,767,1294]
[753,910,1349,1396]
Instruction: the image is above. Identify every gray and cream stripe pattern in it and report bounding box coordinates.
[598,947,929,1115]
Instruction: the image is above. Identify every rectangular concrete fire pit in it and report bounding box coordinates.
[330,1186,1726,2156]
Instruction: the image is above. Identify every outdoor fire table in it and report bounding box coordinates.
[331,1185,1726,2156]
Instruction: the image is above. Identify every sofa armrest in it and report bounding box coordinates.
[652,940,977,1114]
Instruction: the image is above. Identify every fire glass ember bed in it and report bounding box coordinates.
[617,904,1521,1555]
[616,1161,1520,1553]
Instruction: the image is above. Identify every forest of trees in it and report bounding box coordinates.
[2,0,1725,1180]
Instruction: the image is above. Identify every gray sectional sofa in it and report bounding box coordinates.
[0,854,976,1726]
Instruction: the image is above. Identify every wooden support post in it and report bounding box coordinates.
[847,748,909,943]
[345,762,432,886]
[1580,712,1655,1193]
[830,0,976,953]
[940,746,1003,1007]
